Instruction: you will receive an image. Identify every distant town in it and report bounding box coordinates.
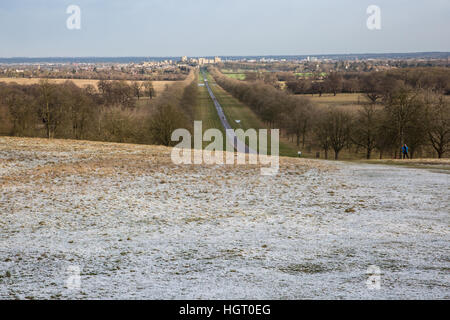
[0,52,448,82]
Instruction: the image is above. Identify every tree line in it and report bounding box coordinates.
[210,67,449,159]
[285,67,450,97]
[0,67,447,160]
[0,75,197,146]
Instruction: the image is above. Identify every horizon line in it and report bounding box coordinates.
[0,51,449,60]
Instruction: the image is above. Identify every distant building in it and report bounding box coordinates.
[181,56,187,62]
[196,57,221,65]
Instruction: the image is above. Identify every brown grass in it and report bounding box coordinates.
[0,136,335,186]
[0,71,195,94]
[298,93,372,112]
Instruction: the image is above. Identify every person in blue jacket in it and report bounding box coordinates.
[402,144,409,159]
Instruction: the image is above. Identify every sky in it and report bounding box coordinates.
[0,0,449,57]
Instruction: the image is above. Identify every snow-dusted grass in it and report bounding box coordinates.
[0,137,448,299]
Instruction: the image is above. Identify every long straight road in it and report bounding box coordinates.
[201,70,256,154]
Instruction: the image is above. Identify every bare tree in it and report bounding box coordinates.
[324,73,343,96]
[425,93,450,158]
[315,111,331,159]
[144,81,156,100]
[384,86,423,155]
[97,79,111,96]
[132,81,142,100]
[149,104,187,146]
[361,73,382,103]
[63,81,95,140]
[38,80,62,139]
[311,81,324,97]
[4,88,36,136]
[327,109,352,160]
[285,97,313,146]
[351,104,379,159]
[373,109,397,159]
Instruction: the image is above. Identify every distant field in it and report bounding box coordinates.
[307,93,367,104]
[0,77,184,94]
[223,73,246,80]
[221,69,253,73]
[221,69,248,80]
[295,72,327,78]
[298,93,370,112]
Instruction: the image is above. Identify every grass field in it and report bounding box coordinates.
[223,73,246,80]
[221,69,254,73]
[297,93,370,113]
[295,72,327,78]
[220,69,247,80]
[194,73,226,149]
[307,93,367,105]
[2,136,448,299]
[0,76,190,95]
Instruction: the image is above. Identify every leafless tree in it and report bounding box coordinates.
[384,86,424,155]
[149,103,187,146]
[327,109,352,160]
[324,73,343,96]
[425,92,450,158]
[132,81,142,100]
[144,81,156,100]
[38,80,62,139]
[285,97,313,147]
[351,104,379,159]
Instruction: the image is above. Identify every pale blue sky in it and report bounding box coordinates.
[0,0,449,57]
